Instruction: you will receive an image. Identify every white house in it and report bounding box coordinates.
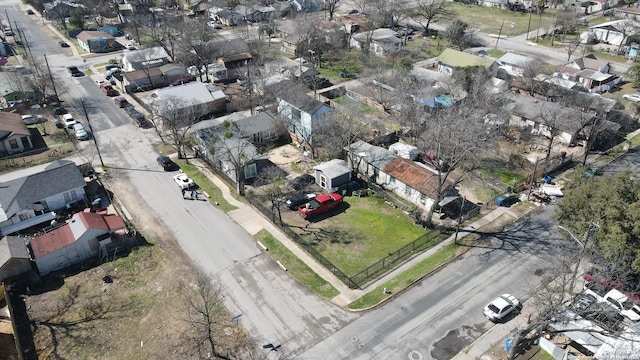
[121,46,171,72]
[498,52,533,77]
[583,19,640,46]
[29,211,126,275]
[145,82,226,122]
[350,28,402,57]
[347,141,455,211]
[0,112,33,156]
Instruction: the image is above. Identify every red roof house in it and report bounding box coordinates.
[29,211,126,275]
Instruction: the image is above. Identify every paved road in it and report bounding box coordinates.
[1,1,358,354]
[299,204,569,360]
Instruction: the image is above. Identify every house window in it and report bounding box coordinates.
[320,175,326,188]
[9,139,18,149]
[420,194,427,205]
[244,164,257,179]
[405,185,412,196]
[63,190,78,203]
[291,108,301,120]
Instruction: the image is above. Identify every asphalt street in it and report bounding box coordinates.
[3,0,579,358]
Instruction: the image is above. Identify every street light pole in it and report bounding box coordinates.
[558,222,598,295]
[496,19,505,49]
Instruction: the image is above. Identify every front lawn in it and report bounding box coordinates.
[288,195,444,277]
[450,3,556,37]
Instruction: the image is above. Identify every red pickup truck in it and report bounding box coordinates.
[101,84,118,96]
[298,193,343,219]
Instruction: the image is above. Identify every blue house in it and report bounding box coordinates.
[76,31,116,53]
[98,25,120,37]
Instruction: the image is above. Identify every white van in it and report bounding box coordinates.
[62,114,77,129]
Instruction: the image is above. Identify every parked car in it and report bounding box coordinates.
[287,174,315,190]
[483,294,520,322]
[207,21,222,29]
[622,93,640,103]
[26,9,34,15]
[125,43,135,50]
[53,117,63,129]
[157,155,179,171]
[59,40,69,47]
[21,114,46,125]
[573,293,597,312]
[67,65,81,77]
[114,96,129,108]
[62,113,77,129]
[173,173,195,189]
[100,83,118,96]
[49,102,66,115]
[286,193,316,210]
[105,64,119,71]
[104,68,122,78]
[73,123,89,140]
[3,29,13,36]
[298,193,343,219]
[584,281,609,302]
[602,289,640,322]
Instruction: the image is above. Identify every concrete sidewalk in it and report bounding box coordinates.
[191,159,531,307]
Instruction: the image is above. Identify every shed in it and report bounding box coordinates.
[313,159,351,191]
[0,235,32,282]
[389,142,418,160]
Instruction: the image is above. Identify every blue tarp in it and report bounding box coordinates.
[434,94,454,107]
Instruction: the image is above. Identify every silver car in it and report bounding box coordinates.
[483,294,520,322]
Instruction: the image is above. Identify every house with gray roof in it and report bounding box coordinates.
[0,235,33,282]
[498,52,533,77]
[145,82,226,123]
[350,28,402,57]
[121,46,171,72]
[191,113,273,185]
[313,159,351,191]
[0,160,86,236]
[273,80,332,147]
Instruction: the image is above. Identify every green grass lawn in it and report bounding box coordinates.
[450,3,556,36]
[254,230,340,299]
[348,244,459,309]
[300,196,441,276]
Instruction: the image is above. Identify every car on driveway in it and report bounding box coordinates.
[26,9,34,15]
[49,101,66,115]
[157,155,179,171]
[286,193,316,210]
[173,173,195,189]
[298,193,342,219]
[125,43,136,50]
[21,114,46,125]
[483,294,520,322]
[59,40,69,47]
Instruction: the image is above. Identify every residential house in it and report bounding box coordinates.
[43,0,86,19]
[218,53,253,81]
[0,73,38,108]
[561,54,621,93]
[347,141,455,211]
[350,28,402,57]
[191,113,273,184]
[503,93,594,145]
[121,46,170,72]
[0,236,33,283]
[583,19,640,46]
[276,57,320,82]
[498,52,533,77]
[234,4,259,22]
[478,0,510,9]
[615,6,640,21]
[122,67,164,92]
[437,48,500,77]
[272,80,332,146]
[145,82,226,122]
[0,160,85,236]
[0,112,33,156]
[29,211,126,275]
[76,31,117,53]
[215,9,244,26]
[313,159,351,192]
[159,64,188,84]
[271,2,292,18]
[205,34,251,81]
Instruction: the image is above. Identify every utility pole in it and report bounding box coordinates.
[496,19,505,49]
[526,10,532,40]
[43,54,59,100]
[527,158,539,201]
[81,99,105,168]
[559,222,599,296]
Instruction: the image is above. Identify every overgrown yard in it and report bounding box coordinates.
[450,3,556,37]
[283,195,444,277]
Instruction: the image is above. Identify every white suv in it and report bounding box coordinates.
[62,114,77,129]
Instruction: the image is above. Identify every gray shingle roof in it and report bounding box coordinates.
[313,159,350,179]
[0,160,85,219]
[347,141,397,169]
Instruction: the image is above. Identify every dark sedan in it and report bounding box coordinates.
[285,193,316,210]
[157,156,179,171]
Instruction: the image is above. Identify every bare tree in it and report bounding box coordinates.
[565,38,582,62]
[324,0,341,20]
[417,69,505,227]
[153,95,201,160]
[535,103,569,170]
[313,107,369,160]
[442,19,480,51]
[255,165,288,224]
[179,267,232,360]
[408,0,455,36]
